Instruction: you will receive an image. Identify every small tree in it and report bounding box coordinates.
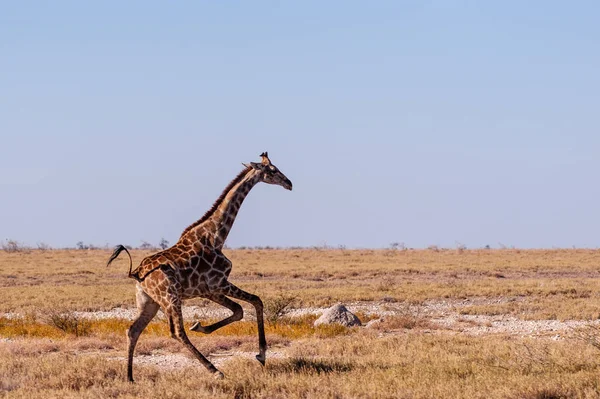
[37,242,52,251]
[1,239,25,252]
[139,240,154,250]
[159,238,169,250]
[389,242,405,251]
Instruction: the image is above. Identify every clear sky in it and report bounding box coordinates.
[1,1,599,249]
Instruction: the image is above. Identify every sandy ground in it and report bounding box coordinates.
[107,349,288,370]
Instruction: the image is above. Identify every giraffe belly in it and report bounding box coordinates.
[181,276,210,299]
[179,269,229,299]
[181,287,210,299]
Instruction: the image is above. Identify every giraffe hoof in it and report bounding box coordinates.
[190,322,207,334]
[255,354,266,366]
[213,370,225,380]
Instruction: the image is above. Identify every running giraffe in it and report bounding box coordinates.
[107,152,292,381]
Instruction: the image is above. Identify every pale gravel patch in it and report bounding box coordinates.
[0,297,522,321]
[0,313,22,320]
[433,314,600,338]
[210,349,286,368]
[286,297,527,319]
[70,305,236,321]
[107,350,286,370]
[108,352,197,370]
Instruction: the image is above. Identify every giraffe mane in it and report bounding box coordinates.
[180,166,253,238]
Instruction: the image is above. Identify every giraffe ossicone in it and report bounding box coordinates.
[107,152,292,382]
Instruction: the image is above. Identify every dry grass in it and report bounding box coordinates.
[0,314,349,341]
[371,314,435,331]
[2,332,600,398]
[2,248,600,320]
[3,248,600,398]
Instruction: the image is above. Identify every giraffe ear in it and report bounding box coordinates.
[260,152,271,165]
[249,162,262,170]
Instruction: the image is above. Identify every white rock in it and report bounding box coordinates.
[314,304,361,327]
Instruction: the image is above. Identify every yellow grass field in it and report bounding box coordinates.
[2,248,600,398]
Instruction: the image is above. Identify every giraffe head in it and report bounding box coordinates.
[247,152,293,191]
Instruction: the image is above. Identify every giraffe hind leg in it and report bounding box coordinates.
[190,294,243,334]
[166,304,223,379]
[127,289,160,382]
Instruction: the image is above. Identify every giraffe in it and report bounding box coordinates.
[106,152,292,381]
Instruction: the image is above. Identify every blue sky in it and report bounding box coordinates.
[1,1,599,249]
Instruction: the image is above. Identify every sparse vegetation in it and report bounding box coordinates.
[3,248,600,320]
[75,241,98,250]
[3,248,600,397]
[1,331,599,398]
[456,241,467,253]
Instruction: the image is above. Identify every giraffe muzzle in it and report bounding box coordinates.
[284,179,293,191]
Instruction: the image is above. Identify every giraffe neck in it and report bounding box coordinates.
[194,169,261,249]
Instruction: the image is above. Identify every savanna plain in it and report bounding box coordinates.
[2,248,600,398]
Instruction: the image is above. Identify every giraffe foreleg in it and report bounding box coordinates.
[220,283,267,365]
[168,315,176,339]
[190,294,243,334]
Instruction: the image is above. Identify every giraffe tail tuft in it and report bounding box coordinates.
[106,245,138,281]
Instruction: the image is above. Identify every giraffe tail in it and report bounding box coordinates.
[106,245,140,282]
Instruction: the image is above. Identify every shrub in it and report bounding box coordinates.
[139,240,155,250]
[47,312,91,337]
[427,244,440,252]
[389,242,405,251]
[279,357,353,374]
[1,239,27,252]
[36,242,52,251]
[264,294,297,324]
